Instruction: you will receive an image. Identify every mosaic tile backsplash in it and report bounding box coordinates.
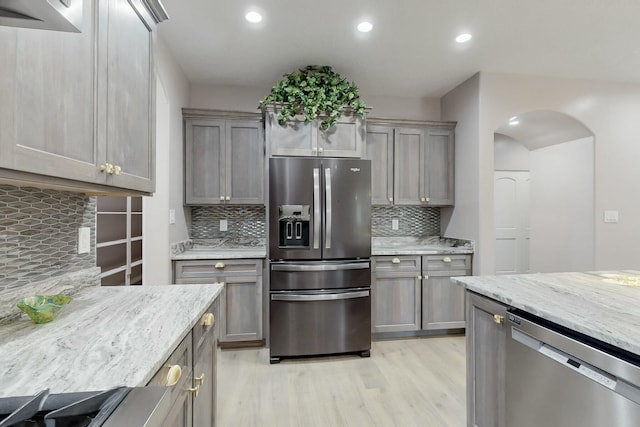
[190,205,439,242]
[372,206,440,237]
[191,206,266,244]
[0,185,96,290]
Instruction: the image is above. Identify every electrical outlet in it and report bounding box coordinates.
[220,219,228,232]
[604,210,619,223]
[392,219,399,230]
[169,209,176,225]
[78,227,90,254]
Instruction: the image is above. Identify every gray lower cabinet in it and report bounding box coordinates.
[265,106,365,158]
[174,259,263,345]
[149,299,220,427]
[183,110,264,205]
[372,256,422,332]
[421,254,471,330]
[466,291,507,427]
[0,0,162,194]
[365,120,455,206]
[372,254,471,334]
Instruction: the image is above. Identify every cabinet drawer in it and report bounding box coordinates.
[193,299,218,355]
[423,255,471,272]
[148,331,193,403]
[175,259,261,279]
[373,256,421,272]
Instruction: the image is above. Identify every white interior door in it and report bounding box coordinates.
[494,171,530,274]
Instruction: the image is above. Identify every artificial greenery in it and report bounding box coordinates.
[259,65,367,130]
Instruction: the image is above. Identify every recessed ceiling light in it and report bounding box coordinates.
[509,116,518,121]
[245,11,262,23]
[357,21,373,33]
[455,33,472,43]
[508,120,520,126]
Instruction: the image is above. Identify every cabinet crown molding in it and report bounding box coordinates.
[182,108,262,121]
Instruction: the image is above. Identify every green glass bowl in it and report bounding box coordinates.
[17,294,73,324]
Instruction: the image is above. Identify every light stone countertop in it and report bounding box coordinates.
[0,283,223,397]
[452,270,640,355]
[173,247,267,260]
[372,236,474,256]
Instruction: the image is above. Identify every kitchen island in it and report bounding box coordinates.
[0,283,223,396]
[453,271,640,427]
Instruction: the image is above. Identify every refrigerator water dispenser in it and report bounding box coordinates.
[278,205,310,248]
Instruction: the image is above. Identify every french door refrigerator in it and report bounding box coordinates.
[269,157,372,363]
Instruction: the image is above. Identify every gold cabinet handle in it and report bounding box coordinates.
[166,364,182,386]
[318,147,324,153]
[443,256,452,263]
[214,262,225,269]
[423,274,429,280]
[201,312,215,327]
[418,275,422,280]
[425,197,430,202]
[100,163,114,174]
[187,384,200,398]
[219,196,225,201]
[493,314,505,324]
[388,197,393,202]
[420,197,426,202]
[391,257,400,264]
[113,165,122,176]
[195,373,205,385]
[312,147,318,153]
[225,196,231,201]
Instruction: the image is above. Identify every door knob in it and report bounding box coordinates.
[389,197,393,202]
[113,165,122,176]
[100,163,114,174]
[425,197,430,202]
[420,197,426,202]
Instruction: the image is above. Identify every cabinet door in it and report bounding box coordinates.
[220,275,263,342]
[193,334,215,427]
[162,390,193,427]
[226,121,264,204]
[317,113,364,158]
[421,271,467,330]
[185,120,225,204]
[266,111,315,157]
[393,127,423,205]
[100,0,156,193]
[466,292,507,427]
[0,0,102,183]
[372,270,421,333]
[365,125,394,205]
[425,128,454,206]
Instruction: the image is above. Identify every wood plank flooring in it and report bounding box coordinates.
[217,336,466,427]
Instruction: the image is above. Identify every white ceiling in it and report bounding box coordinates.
[495,111,593,150]
[157,0,640,98]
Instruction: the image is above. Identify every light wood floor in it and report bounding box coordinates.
[217,336,466,427]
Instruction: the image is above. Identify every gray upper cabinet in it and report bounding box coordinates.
[364,125,394,205]
[366,119,456,206]
[0,0,163,194]
[265,107,365,158]
[184,110,264,205]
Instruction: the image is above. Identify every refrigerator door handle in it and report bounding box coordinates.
[325,167,332,249]
[313,168,321,249]
[271,290,370,302]
[271,262,370,272]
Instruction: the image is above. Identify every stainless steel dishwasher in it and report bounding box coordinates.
[506,311,640,427]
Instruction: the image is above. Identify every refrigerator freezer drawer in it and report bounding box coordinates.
[270,289,371,360]
[270,260,371,291]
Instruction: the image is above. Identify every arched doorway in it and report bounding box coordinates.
[493,111,595,274]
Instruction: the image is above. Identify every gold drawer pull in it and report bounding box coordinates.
[187,384,200,397]
[391,257,401,264]
[201,313,215,327]
[195,373,205,385]
[418,275,422,280]
[166,364,182,386]
[443,256,452,263]
[215,262,225,269]
[388,197,393,202]
[493,314,505,324]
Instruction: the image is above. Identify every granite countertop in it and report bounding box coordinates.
[172,238,266,260]
[0,283,223,397]
[452,270,640,355]
[372,236,474,255]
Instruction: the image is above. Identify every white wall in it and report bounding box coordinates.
[447,72,640,274]
[189,83,441,120]
[494,134,530,171]
[142,79,171,284]
[440,73,481,272]
[529,137,594,273]
[155,39,191,245]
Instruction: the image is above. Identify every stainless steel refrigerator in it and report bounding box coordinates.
[268,157,372,363]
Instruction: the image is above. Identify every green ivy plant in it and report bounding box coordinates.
[259,65,367,131]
